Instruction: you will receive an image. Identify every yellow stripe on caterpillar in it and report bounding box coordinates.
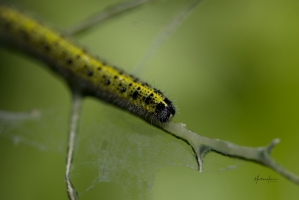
[0,6,175,124]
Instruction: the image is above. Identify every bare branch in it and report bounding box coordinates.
[163,122,299,185]
[66,0,156,36]
[134,0,204,74]
[0,109,40,120]
[65,92,83,200]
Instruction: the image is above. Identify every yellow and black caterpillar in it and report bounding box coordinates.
[0,6,175,124]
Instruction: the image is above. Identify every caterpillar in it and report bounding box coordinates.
[0,6,176,125]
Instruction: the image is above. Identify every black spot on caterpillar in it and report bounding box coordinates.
[0,6,176,124]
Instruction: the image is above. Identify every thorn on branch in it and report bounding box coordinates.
[266,138,280,154]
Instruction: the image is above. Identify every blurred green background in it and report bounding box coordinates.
[1,0,299,199]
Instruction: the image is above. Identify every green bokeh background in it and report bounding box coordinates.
[1,0,299,199]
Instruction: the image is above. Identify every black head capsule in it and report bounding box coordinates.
[155,99,176,123]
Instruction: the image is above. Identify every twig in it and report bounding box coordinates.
[65,92,83,200]
[66,0,156,36]
[0,109,40,120]
[163,122,299,185]
[134,0,204,74]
